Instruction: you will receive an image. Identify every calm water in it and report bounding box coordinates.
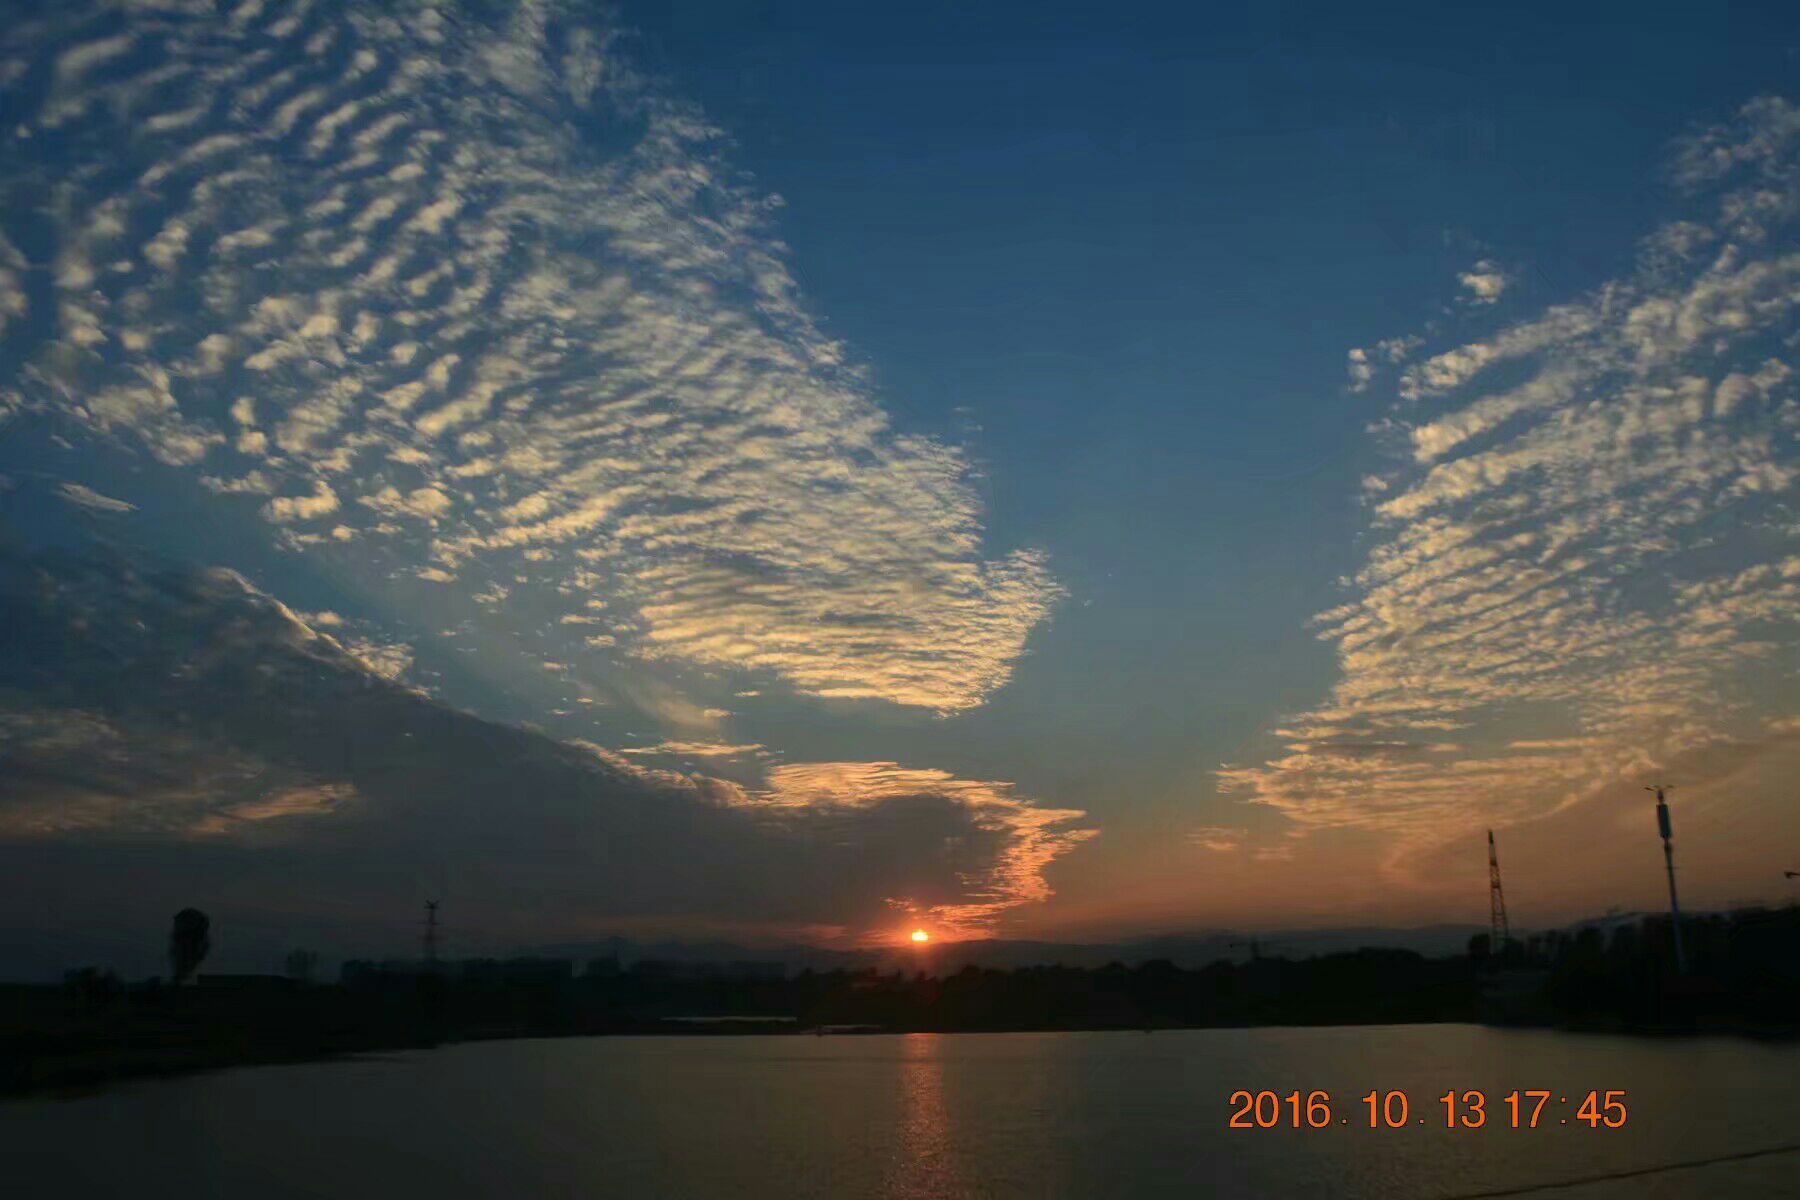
[6,1025,1799,1198]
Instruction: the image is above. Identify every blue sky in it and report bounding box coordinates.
[616,1,1800,917]
[1,0,1797,966]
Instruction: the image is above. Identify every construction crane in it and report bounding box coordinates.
[1487,830,1511,949]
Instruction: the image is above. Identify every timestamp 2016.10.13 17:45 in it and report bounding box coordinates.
[1227,1089,1628,1130]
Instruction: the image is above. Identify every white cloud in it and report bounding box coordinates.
[0,233,25,337]
[619,740,763,758]
[755,762,1096,937]
[0,0,1059,713]
[53,31,133,84]
[55,482,135,513]
[343,638,412,681]
[359,484,453,520]
[1188,825,1244,852]
[262,480,340,524]
[1376,334,1424,363]
[190,783,356,836]
[1227,98,1800,856]
[1457,258,1511,304]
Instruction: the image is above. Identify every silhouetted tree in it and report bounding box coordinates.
[169,908,211,984]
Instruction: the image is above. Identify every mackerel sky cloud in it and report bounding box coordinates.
[2,0,1059,713]
[1223,99,1800,857]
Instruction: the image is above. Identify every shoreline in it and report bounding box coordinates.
[10,1013,1796,1102]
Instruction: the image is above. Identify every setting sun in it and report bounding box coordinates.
[909,929,930,944]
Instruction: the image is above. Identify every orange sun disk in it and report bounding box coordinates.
[909,929,930,943]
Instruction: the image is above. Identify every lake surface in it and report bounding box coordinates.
[6,1025,1799,1198]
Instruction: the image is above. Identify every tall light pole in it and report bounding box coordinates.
[1645,786,1685,974]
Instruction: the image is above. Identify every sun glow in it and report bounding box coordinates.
[910,929,931,943]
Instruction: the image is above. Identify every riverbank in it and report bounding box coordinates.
[9,1001,1794,1101]
[12,910,1796,1098]
[4,1015,847,1099]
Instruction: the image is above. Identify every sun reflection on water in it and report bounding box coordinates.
[885,1033,966,1199]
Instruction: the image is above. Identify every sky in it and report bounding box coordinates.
[1,0,1797,974]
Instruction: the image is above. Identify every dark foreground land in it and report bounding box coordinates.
[6,907,1796,1097]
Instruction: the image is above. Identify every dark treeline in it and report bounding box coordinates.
[1479,905,1800,1029]
[8,906,1798,1095]
[336,945,1475,1034]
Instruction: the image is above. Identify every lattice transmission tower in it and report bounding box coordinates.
[422,900,441,966]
